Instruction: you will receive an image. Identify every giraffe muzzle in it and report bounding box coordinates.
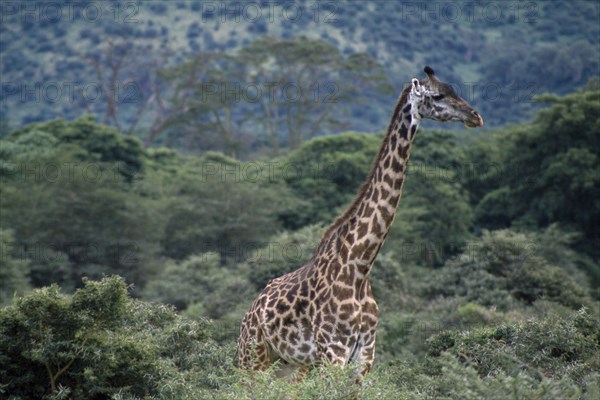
[464,111,484,128]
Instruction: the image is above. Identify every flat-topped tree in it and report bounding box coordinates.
[237,66,484,382]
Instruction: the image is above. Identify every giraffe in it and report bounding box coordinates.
[237,66,483,381]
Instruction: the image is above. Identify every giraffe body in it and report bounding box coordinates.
[237,66,483,380]
[238,257,380,376]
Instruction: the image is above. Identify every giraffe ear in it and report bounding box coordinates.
[424,66,435,76]
[411,78,423,96]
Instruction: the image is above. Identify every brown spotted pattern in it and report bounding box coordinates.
[237,67,483,382]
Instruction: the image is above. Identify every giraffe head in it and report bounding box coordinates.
[410,66,483,128]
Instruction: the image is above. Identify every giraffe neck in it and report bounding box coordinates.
[316,87,419,278]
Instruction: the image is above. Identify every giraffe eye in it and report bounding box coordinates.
[432,94,445,101]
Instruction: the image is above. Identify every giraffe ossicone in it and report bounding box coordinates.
[237,66,483,382]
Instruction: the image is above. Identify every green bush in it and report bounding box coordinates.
[469,87,600,286]
[425,309,600,395]
[422,229,592,311]
[8,116,145,182]
[143,253,254,320]
[0,276,225,399]
[159,152,298,262]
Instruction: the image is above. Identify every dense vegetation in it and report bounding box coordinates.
[1,80,599,398]
[2,276,598,399]
[1,1,599,397]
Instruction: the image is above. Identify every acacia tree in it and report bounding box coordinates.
[79,37,174,136]
[153,36,391,155]
[238,36,392,152]
[152,53,249,156]
[238,36,349,151]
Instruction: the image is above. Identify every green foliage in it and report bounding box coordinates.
[374,226,598,364]
[5,1,599,133]
[425,309,600,394]
[279,130,473,266]
[422,229,592,311]
[202,362,404,400]
[472,87,600,232]
[0,124,159,291]
[159,152,298,262]
[280,132,380,228]
[4,278,596,399]
[0,229,30,305]
[8,116,145,181]
[389,169,473,266]
[238,36,392,147]
[156,36,391,153]
[418,352,591,400]
[143,253,253,321]
[468,86,600,290]
[369,251,411,311]
[98,309,597,400]
[143,253,223,310]
[522,89,600,236]
[386,131,474,265]
[0,276,225,399]
[1,76,599,399]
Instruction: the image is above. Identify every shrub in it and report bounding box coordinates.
[0,276,223,399]
[425,309,600,392]
[422,229,592,311]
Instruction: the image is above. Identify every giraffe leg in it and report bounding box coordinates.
[320,346,362,400]
[353,316,378,381]
[322,341,352,367]
[353,284,379,383]
[352,335,376,384]
[276,363,310,382]
[238,313,272,371]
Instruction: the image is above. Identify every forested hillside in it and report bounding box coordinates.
[1,0,599,153]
